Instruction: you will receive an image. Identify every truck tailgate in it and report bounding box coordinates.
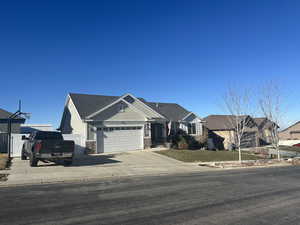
[39,140,74,154]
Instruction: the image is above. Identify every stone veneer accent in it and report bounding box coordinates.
[144,138,152,149]
[85,141,96,154]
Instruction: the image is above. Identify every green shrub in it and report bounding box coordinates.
[170,129,205,150]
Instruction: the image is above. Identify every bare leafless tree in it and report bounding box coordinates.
[259,82,282,160]
[224,88,251,163]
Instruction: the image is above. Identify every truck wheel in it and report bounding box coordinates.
[21,148,27,160]
[63,159,72,166]
[30,154,38,167]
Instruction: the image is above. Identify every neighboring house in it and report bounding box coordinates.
[58,93,203,153]
[203,115,259,150]
[279,121,300,140]
[253,117,277,145]
[0,108,26,133]
[20,124,54,134]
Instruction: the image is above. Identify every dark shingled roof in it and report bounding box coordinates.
[69,93,119,119]
[0,108,14,119]
[203,115,248,130]
[253,118,267,127]
[254,117,265,124]
[0,108,25,121]
[145,102,190,121]
[254,117,278,129]
[69,93,191,121]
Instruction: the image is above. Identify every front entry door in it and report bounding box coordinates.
[151,123,163,144]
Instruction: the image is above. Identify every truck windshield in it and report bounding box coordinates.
[35,132,63,140]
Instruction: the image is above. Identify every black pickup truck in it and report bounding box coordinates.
[21,131,75,167]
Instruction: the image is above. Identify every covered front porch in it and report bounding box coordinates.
[144,120,180,148]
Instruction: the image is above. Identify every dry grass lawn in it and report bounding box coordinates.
[156,150,263,162]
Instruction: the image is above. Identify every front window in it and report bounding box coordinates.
[188,123,196,135]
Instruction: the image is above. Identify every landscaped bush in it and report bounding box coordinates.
[177,135,189,149]
[170,129,205,150]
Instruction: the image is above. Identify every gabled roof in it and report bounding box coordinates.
[254,117,279,129]
[0,108,14,119]
[145,102,190,121]
[0,108,24,120]
[279,121,299,133]
[203,115,249,130]
[68,93,192,121]
[253,117,266,126]
[69,93,119,119]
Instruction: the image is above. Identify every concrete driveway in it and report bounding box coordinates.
[1,150,208,186]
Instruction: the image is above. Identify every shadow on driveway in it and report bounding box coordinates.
[71,154,121,167]
[34,154,121,167]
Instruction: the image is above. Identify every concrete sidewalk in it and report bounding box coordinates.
[0,151,210,186]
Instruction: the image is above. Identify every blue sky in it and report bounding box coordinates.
[1,0,300,128]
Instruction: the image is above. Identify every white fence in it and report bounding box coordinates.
[11,134,27,158]
[10,134,85,158]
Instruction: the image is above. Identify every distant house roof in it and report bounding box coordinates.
[69,93,192,121]
[253,117,266,126]
[0,108,25,121]
[279,121,299,133]
[203,115,249,130]
[254,117,279,129]
[0,108,15,119]
[20,124,54,134]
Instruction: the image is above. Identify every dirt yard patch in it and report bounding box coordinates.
[0,154,8,170]
[205,159,291,168]
[0,174,8,181]
[0,154,9,182]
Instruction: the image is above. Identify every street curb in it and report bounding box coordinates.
[0,170,207,188]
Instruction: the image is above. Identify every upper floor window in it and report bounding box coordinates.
[124,95,135,104]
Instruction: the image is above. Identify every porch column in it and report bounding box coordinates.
[143,122,152,149]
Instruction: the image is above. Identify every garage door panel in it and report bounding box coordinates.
[97,127,143,153]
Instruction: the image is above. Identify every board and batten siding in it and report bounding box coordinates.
[90,101,146,122]
[129,100,162,118]
[60,96,87,140]
[0,123,22,134]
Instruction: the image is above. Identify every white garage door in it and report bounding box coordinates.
[97,126,143,153]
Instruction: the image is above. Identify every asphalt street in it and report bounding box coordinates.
[1,166,300,225]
